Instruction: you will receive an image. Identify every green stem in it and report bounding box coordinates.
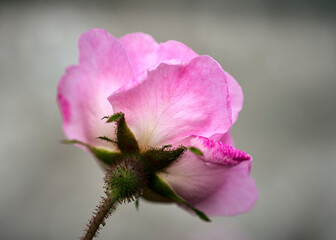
[81,194,117,240]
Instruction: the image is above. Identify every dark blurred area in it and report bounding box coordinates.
[0,0,335,239]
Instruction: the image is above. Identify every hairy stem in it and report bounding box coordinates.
[81,194,117,240]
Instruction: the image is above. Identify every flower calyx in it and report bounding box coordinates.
[63,112,210,221]
[105,155,148,203]
[105,112,190,172]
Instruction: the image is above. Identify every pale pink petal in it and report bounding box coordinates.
[209,72,244,142]
[219,131,235,146]
[79,29,134,82]
[119,33,159,77]
[156,40,198,64]
[159,136,257,216]
[108,55,232,148]
[194,161,257,216]
[57,29,133,148]
[210,131,235,146]
[119,33,198,76]
[226,71,244,124]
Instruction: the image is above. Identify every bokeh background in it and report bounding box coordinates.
[1,0,335,239]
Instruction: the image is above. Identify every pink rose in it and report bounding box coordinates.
[57,28,257,217]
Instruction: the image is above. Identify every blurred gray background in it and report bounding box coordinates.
[1,0,335,239]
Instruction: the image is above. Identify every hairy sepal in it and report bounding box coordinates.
[62,140,121,166]
[142,147,186,172]
[107,112,140,154]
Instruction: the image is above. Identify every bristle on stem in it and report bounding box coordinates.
[81,194,117,240]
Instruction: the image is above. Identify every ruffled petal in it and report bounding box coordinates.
[190,136,250,166]
[159,136,257,216]
[108,55,232,148]
[57,29,133,148]
[119,33,197,76]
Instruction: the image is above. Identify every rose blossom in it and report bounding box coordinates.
[57,28,257,217]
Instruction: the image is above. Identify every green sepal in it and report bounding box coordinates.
[148,174,211,222]
[188,147,203,156]
[97,136,116,143]
[106,112,123,123]
[62,140,122,166]
[107,112,140,154]
[142,147,186,172]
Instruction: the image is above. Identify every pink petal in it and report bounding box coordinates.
[225,71,244,124]
[79,29,134,82]
[57,29,133,148]
[157,40,198,65]
[119,33,198,76]
[209,72,244,142]
[108,55,232,148]
[119,33,158,77]
[195,161,258,216]
[210,131,235,146]
[159,136,257,216]
[219,131,235,146]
